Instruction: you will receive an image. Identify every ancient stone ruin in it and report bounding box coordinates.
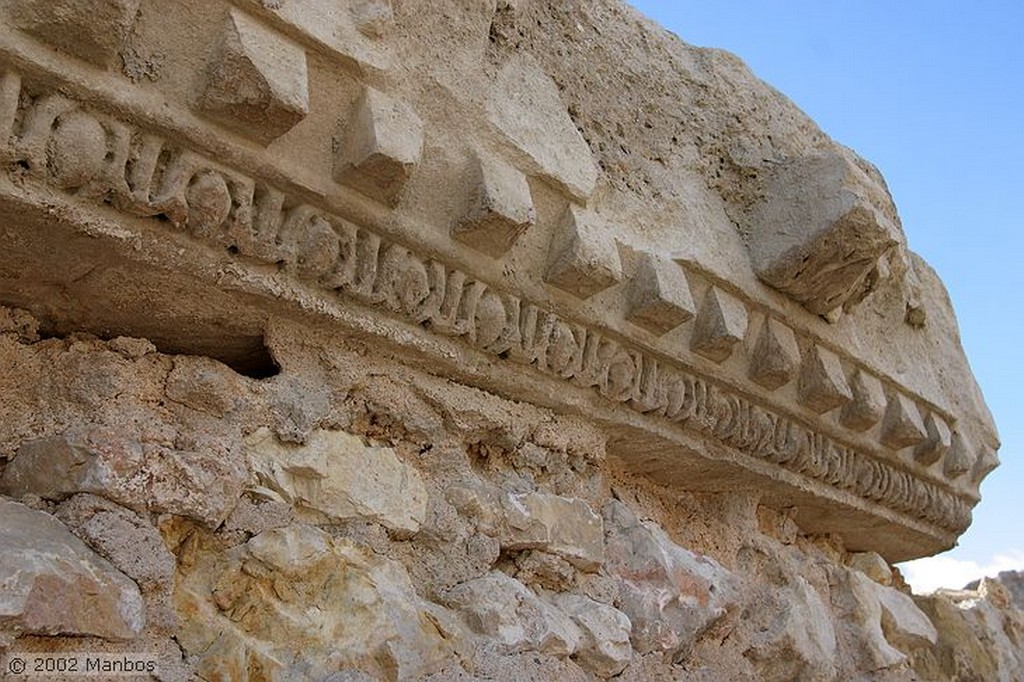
[0,0,1019,680]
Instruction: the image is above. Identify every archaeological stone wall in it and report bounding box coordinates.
[0,1,1018,680]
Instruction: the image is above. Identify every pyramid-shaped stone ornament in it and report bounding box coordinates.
[880,393,927,450]
[195,9,309,145]
[748,317,800,390]
[690,287,748,363]
[452,153,535,258]
[625,254,696,335]
[839,369,886,431]
[797,345,853,414]
[544,206,623,299]
[334,87,424,206]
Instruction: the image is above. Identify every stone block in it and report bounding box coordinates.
[334,87,423,205]
[625,253,696,335]
[452,153,535,257]
[690,286,748,363]
[748,317,800,389]
[195,9,309,144]
[0,429,246,528]
[445,571,580,656]
[502,492,605,571]
[840,369,886,431]
[545,206,623,299]
[880,393,927,450]
[12,0,140,68]
[553,594,633,677]
[848,551,893,586]
[603,501,738,659]
[0,499,144,644]
[744,577,838,681]
[246,427,428,534]
[798,345,853,414]
[486,54,598,201]
[746,151,901,315]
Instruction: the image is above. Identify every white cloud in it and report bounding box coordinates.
[898,549,1024,594]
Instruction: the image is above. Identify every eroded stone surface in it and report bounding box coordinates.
[603,501,739,659]
[246,427,428,534]
[747,151,901,315]
[486,54,599,201]
[12,0,140,68]
[0,498,145,644]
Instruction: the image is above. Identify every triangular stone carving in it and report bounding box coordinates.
[690,287,748,363]
[545,206,622,299]
[797,345,852,414]
[943,432,973,480]
[195,9,309,145]
[748,318,800,389]
[625,253,696,336]
[839,370,886,431]
[971,448,1000,485]
[452,153,535,258]
[880,393,927,450]
[334,87,424,206]
[914,413,952,466]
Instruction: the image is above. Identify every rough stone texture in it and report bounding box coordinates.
[603,500,739,660]
[0,0,1011,679]
[11,0,141,68]
[0,498,145,645]
[747,151,902,316]
[246,426,428,534]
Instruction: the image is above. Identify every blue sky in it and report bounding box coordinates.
[627,1,1023,590]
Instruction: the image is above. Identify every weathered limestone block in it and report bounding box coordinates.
[246,427,428,534]
[334,87,424,205]
[744,577,838,682]
[447,481,604,570]
[452,153,536,257]
[195,9,310,144]
[746,151,901,315]
[166,355,240,417]
[0,429,246,527]
[502,492,605,571]
[487,54,599,201]
[748,317,801,389]
[445,571,580,656]
[690,286,748,363]
[55,494,175,594]
[553,594,633,677]
[880,393,927,450]
[0,498,144,644]
[875,582,938,652]
[545,206,624,298]
[180,524,454,681]
[912,580,1024,682]
[603,501,739,659]
[625,253,696,335]
[835,570,932,671]
[848,551,893,587]
[797,344,853,414]
[11,0,140,68]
